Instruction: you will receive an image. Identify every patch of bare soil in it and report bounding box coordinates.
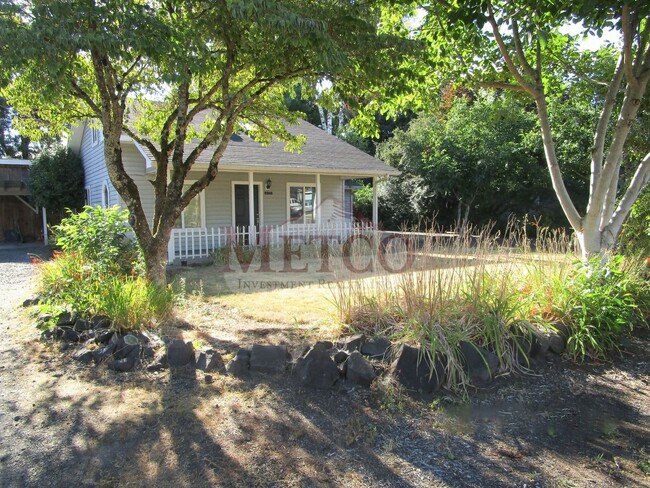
[0,262,648,487]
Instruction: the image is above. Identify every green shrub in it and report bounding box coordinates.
[54,205,141,274]
[352,184,373,221]
[37,206,172,332]
[37,251,173,332]
[564,256,649,361]
[619,189,650,257]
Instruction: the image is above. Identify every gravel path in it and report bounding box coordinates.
[0,243,44,314]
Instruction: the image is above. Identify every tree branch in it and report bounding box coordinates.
[622,4,640,92]
[511,18,537,82]
[589,53,625,203]
[535,96,582,230]
[485,0,538,97]
[607,151,650,237]
[69,80,100,116]
[121,55,142,81]
[592,77,648,222]
[477,81,528,92]
[121,126,162,161]
[599,154,621,231]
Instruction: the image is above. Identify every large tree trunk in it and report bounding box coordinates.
[141,236,170,287]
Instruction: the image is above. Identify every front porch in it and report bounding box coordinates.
[168,221,376,263]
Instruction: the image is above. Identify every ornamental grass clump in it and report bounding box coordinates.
[331,220,650,389]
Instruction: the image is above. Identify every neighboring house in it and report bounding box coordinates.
[68,115,398,263]
[0,159,45,243]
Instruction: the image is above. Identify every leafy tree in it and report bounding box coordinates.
[1,0,412,285]
[29,148,85,222]
[376,95,564,230]
[619,188,650,256]
[381,1,650,258]
[0,97,29,159]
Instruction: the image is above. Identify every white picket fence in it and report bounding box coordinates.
[168,221,376,263]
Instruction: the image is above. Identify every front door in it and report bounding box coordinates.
[234,184,260,228]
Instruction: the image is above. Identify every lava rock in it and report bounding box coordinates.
[72,347,94,364]
[88,328,114,344]
[108,344,141,372]
[250,345,290,374]
[91,315,112,329]
[107,355,137,372]
[226,349,251,376]
[332,350,349,364]
[56,312,76,327]
[548,323,570,354]
[59,327,80,343]
[196,349,225,372]
[312,341,334,352]
[293,346,340,389]
[360,336,391,359]
[147,351,168,372]
[458,341,500,385]
[73,319,93,333]
[92,343,116,363]
[37,314,53,329]
[141,345,156,359]
[338,334,366,352]
[389,344,445,393]
[345,351,376,387]
[110,334,138,360]
[22,297,39,308]
[167,340,195,368]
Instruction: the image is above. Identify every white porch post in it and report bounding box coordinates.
[248,171,255,244]
[372,176,378,229]
[42,207,48,246]
[316,173,321,228]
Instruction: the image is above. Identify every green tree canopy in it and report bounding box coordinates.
[0,0,415,284]
[29,148,85,219]
[371,1,650,257]
[377,94,567,229]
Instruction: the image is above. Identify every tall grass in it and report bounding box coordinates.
[38,251,174,332]
[330,221,650,387]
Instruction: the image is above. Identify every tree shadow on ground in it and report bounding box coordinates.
[2,331,649,487]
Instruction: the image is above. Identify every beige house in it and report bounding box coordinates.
[69,116,398,262]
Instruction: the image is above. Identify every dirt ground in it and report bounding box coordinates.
[0,245,649,487]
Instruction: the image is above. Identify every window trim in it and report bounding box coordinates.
[286,182,317,225]
[101,181,110,208]
[90,126,99,146]
[175,184,206,228]
[84,186,91,206]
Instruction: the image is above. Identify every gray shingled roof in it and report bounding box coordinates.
[136,115,399,176]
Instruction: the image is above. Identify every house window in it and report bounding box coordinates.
[288,185,316,224]
[102,182,110,208]
[85,187,91,206]
[91,127,100,145]
[174,186,203,228]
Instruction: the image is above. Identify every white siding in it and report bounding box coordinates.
[199,171,344,227]
[80,123,119,207]
[122,144,154,222]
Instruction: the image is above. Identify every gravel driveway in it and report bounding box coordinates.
[0,243,46,314]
